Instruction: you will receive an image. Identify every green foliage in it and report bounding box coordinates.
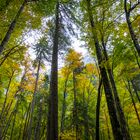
[0,0,140,139]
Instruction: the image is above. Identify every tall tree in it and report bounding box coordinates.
[85,0,123,139]
[47,1,59,140]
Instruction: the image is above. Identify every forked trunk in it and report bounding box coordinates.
[86,0,123,139]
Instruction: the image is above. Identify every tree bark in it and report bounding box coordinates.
[47,2,59,140]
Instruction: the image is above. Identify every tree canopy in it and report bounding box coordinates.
[0,0,140,140]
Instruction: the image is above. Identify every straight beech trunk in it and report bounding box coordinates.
[83,85,89,140]
[47,2,59,140]
[73,71,79,140]
[124,0,140,56]
[34,100,42,140]
[22,103,31,140]
[104,109,111,140]
[95,79,102,140]
[86,0,123,139]
[10,100,19,140]
[133,49,140,68]
[60,72,70,133]
[102,39,131,140]
[131,80,140,103]
[28,54,41,140]
[0,0,26,55]
[127,81,140,124]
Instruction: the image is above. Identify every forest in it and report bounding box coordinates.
[0,0,140,140]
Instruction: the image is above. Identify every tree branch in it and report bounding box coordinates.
[128,1,140,13]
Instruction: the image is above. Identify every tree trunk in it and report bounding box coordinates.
[34,100,42,140]
[83,85,89,140]
[10,100,19,140]
[0,70,14,120]
[124,0,140,56]
[104,109,111,140]
[47,2,59,140]
[96,79,102,140]
[0,0,26,55]
[73,71,79,140]
[60,72,69,133]
[22,103,31,140]
[86,0,123,139]
[131,80,140,103]
[127,81,140,124]
[102,39,131,140]
[28,54,41,140]
[0,100,18,140]
[0,70,15,138]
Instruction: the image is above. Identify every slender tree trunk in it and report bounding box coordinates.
[41,120,47,140]
[104,109,111,140]
[0,45,17,67]
[124,0,140,56]
[28,54,41,140]
[47,2,59,140]
[73,71,79,140]
[127,81,140,124]
[60,73,69,133]
[102,40,131,140]
[83,85,89,140]
[34,100,42,140]
[10,100,19,140]
[3,69,27,119]
[133,48,140,68]
[0,100,19,140]
[0,70,14,118]
[1,113,14,140]
[86,0,123,139]
[131,80,140,103]
[0,70,14,138]
[22,103,31,140]
[96,79,102,140]
[18,121,22,140]
[0,0,26,55]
